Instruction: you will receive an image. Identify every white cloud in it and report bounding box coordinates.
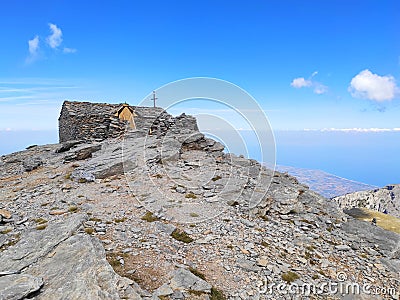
[25,23,77,64]
[313,84,328,95]
[291,77,312,88]
[26,36,39,63]
[349,69,397,102]
[63,47,77,54]
[291,72,328,94]
[28,35,39,55]
[46,23,63,49]
[305,128,400,133]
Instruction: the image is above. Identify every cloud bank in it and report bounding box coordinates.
[349,69,397,101]
[304,127,400,133]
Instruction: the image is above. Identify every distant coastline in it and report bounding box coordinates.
[275,165,377,198]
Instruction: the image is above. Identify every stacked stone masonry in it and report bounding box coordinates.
[58,101,199,142]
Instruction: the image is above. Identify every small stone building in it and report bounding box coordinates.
[58,100,198,142]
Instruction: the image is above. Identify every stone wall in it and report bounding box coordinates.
[58,101,199,142]
[149,112,199,138]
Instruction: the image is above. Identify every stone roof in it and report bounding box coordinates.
[61,101,165,118]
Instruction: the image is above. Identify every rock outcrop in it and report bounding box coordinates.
[333,184,400,217]
[0,215,145,300]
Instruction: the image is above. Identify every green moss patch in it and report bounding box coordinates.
[141,211,159,222]
[68,206,78,213]
[185,193,197,199]
[211,175,222,181]
[84,228,94,234]
[210,287,226,300]
[281,271,299,283]
[171,229,193,243]
[189,267,206,280]
[36,224,47,230]
[114,217,127,223]
[33,218,48,224]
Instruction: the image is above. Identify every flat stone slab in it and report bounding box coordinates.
[169,268,211,293]
[0,274,43,300]
[27,234,142,300]
[0,214,86,273]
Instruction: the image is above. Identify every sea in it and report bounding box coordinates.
[0,130,398,188]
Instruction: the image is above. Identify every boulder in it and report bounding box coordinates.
[64,144,102,162]
[55,140,83,153]
[22,157,43,172]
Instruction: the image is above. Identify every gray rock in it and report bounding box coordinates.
[203,191,215,198]
[320,259,331,268]
[64,144,102,162]
[241,219,255,228]
[71,170,95,182]
[175,186,186,194]
[334,184,400,217]
[236,258,261,272]
[181,132,204,144]
[341,218,400,256]
[160,138,181,162]
[0,235,6,248]
[171,290,184,299]
[335,245,351,251]
[0,214,86,273]
[208,141,224,152]
[0,274,43,300]
[154,283,173,296]
[155,222,176,235]
[55,140,83,153]
[22,157,43,172]
[27,234,142,300]
[93,159,137,179]
[341,218,400,272]
[169,268,211,293]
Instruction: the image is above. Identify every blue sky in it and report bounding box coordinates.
[0,0,399,132]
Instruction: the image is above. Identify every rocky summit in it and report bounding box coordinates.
[0,106,399,300]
